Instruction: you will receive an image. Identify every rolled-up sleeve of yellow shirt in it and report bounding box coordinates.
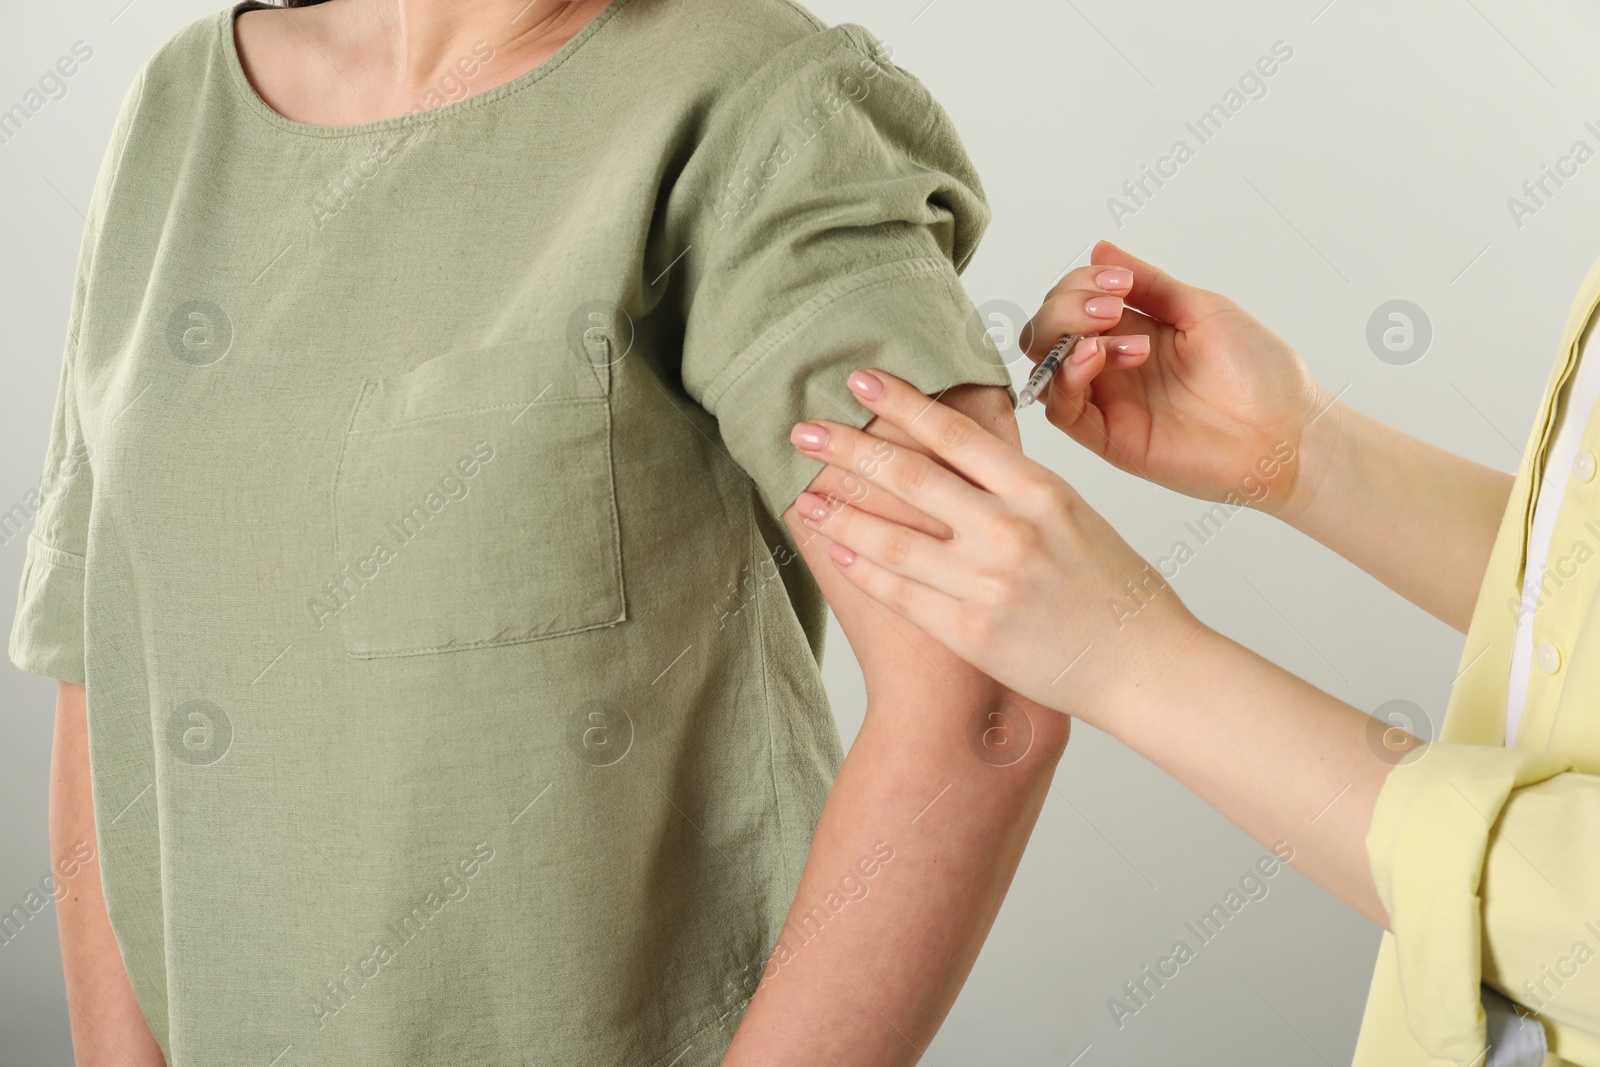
[1356,256,1600,1067]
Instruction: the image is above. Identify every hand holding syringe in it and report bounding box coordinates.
[1011,261,1151,412]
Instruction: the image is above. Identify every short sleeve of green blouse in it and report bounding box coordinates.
[7,69,137,686]
[667,24,1013,523]
[10,353,94,686]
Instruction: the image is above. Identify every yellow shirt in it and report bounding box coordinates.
[1356,258,1600,1066]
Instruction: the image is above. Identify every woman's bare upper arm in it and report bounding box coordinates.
[787,383,1021,698]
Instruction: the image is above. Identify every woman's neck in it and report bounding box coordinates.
[235,0,617,126]
[338,0,605,92]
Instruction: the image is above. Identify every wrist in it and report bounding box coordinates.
[1269,391,1353,530]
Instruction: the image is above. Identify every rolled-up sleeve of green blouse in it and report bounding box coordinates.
[10,353,94,687]
[9,68,138,687]
[666,23,1014,524]
[11,213,108,689]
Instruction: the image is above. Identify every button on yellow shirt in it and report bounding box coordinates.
[1356,258,1600,1066]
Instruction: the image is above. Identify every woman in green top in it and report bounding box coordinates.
[12,1,1077,1064]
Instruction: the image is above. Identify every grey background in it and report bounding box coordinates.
[0,0,1592,1063]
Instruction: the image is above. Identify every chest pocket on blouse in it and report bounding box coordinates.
[331,340,625,658]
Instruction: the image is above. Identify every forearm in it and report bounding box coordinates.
[51,682,165,1067]
[1279,400,1512,631]
[722,662,1068,1065]
[1095,624,1393,927]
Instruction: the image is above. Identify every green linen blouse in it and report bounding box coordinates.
[8,0,1012,1063]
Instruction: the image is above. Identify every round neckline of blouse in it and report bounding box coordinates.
[219,0,635,138]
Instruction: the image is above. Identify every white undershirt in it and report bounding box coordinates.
[1505,328,1600,746]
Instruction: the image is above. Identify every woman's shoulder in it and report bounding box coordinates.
[660,0,887,89]
[144,4,230,80]
[673,0,825,44]
[118,4,232,118]
[73,4,227,159]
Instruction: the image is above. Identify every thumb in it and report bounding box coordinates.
[1093,241,1216,330]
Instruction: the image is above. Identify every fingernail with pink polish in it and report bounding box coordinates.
[1085,296,1124,320]
[791,422,829,450]
[1095,269,1134,292]
[1069,337,1099,364]
[795,491,830,521]
[847,371,883,399]
[828,542,856,566]
[1108,335,1150,357]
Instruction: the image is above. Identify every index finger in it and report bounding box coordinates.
[844,370,1039,497]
